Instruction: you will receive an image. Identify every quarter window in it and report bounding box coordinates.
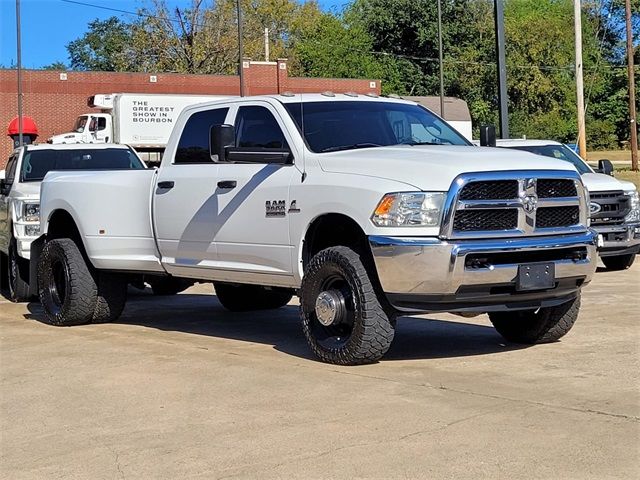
[176,107,229,164]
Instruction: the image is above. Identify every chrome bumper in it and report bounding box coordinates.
[369,231,598,313]
[593,223,640,257]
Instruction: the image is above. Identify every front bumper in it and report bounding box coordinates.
[593,223,640,257]
[369,231,598,313]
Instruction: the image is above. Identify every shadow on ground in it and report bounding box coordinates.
[23,288,526,363]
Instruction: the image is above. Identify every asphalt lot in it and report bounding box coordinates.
[1,262,639,479]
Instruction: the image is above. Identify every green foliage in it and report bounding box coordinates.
[59,0,637,149]
[42,61,67,71]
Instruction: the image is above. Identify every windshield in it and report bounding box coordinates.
[21,148,145,182]
[508,144,593,175]
[73,116,88,133]
[284,101,471,153]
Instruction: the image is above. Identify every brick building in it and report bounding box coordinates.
[0,60,380,167]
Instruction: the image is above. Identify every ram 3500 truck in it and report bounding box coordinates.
[33,95,598,364]
[0,144,146,301]
[495,139,640,271]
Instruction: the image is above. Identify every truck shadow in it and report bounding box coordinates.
[24,290,526,362]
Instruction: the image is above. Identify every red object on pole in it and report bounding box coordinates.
[7,116,38,136]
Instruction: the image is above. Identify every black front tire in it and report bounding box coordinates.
[214,282,293,312]
[38,239,97,326]
[8,239,30,302]
[300,246,395,365]
[601,254,635,271]
[489,295,581,344]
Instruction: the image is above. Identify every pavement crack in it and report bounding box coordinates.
[327,369,640,422]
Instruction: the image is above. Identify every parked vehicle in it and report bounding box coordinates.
[0,143,146,301]
[495,139,640,271]
[47,93,231,159]
[33,94,598,364]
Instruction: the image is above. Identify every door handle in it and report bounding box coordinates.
[158,181,175,189]
[217,180,237,189]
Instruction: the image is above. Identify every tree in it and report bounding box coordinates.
[42,61,67,71]
[67,17,133,71]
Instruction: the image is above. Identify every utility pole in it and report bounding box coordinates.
[625,0,638,171]
[437,0,445,118]
[574,0,587,159]
[494,0,509,139]
[264,28,270,62]
[16,0,23,146]
[236,0,245,97]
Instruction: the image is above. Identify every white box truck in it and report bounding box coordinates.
[47,93,232,155]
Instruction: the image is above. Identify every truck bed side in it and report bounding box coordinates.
[40,169,163,272]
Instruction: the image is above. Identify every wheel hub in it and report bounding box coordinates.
[315,290,347,326]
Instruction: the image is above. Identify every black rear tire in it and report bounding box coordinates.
[601,254,635,271]
[92,272,128,323]
[214,282,293,312]
[300,246,395,365]
[38,238,97,326]
[8,239,30,302]
[489,295,581,344]
[148,276,192,296]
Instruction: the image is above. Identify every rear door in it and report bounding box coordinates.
[153,106,230,277]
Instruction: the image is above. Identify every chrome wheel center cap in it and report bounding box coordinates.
[315,290,344,326]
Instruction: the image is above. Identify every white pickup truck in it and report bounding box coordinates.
[33,94,598,364]
[495,139,640,271]
[0,144,146,301]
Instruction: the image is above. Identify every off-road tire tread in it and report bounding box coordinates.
[601,254,635,271]
[300,246,394,365]
[489,295,581,344]
[38,239,97,326]
[92,272,127,323]
[214,282,293,311]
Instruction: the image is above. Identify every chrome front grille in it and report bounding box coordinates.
[441,171,588,239]
[589,190,631,226]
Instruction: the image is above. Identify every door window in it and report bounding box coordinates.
[235,106,289,150]
[175,107,229,164]
[97,117,107,131]
[5,155,17,183]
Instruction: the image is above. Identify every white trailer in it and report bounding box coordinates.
[48,93,232,157]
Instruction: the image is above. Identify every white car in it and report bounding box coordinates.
[33,94,598,364]
[494,139,640,270]
[0,143,146,301]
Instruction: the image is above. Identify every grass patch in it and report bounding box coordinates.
[587,150,635,163]
[613,169,640,189]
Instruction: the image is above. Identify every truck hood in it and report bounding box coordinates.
[317,145,575,190]
[11,181,40,200]
[581,172,636,193]
[48,132,82,144]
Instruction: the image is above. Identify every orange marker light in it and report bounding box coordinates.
[374,195,395,216]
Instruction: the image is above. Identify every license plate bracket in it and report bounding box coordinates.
[516,262,555,291]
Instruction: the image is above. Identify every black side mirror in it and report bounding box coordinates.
[479,125,497,147]
[598,159,614,176]
[210,124,236,162]
[0,179,11,195]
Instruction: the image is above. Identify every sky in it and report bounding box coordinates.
[1,0,351,69]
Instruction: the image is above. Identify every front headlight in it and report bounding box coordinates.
[23,203,40,223]
[625,190,640,223]
[372,192,445,227]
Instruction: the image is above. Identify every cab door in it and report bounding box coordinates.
[153,106,230,278]
[212,102,297,277]
[0,154,18,253]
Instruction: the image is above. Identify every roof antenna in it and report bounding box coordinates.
[300,92,307,182]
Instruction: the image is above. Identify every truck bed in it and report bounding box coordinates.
[40,169,163,272]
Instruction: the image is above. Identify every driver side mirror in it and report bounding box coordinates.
[0,179,11,195]
[598,159,614,176]
[479,125,497,147]
[210,124,235,162]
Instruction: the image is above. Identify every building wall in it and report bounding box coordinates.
[0,61,380,167]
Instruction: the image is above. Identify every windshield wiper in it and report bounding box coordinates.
[320,142,382,153]
[401,141,443,146]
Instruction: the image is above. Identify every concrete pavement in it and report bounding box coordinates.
[1,262,639,479]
